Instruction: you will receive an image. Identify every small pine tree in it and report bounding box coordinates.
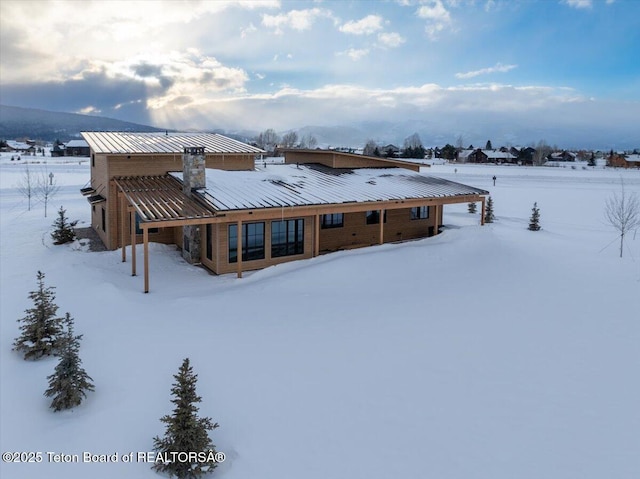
[484,196,495,223]
[528,202,541,231]
[153,358,219,478]
[13,271,63,360]
[44,313,94,411]
[468,202,477,214]
[51,206,78,244]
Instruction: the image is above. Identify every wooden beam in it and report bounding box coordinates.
[314,214,320,257]
[379,208,384,244]
[131,210,136,276]
[434,204,439,235]
[480,198,486,226]
[120,195,126,262]
[236,220,242,279]
[143,228,149,293]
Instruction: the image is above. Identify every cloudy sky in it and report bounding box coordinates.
[1,0,638,148]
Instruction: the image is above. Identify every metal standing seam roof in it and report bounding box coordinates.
[81,132,264,155]
[171,164,489,212]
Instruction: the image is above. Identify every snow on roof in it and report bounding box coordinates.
[458,150,474,159]
[172,164,488,211]
[483,150,515,159]
[457,149,515,160]
[6,140,32,150]
[81,132,264,155]
[65,139,89,148]
[624,154,640,163]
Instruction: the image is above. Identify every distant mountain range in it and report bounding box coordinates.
[1,104,636,151]
[0,105,168,142]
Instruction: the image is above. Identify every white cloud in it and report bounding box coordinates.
[339,15,384,35]
[0,0,279,83]
[241,23,257,38]
[377,32,406,48]
[83,49,249,110]
[455,63,518,79]
[564,0,592,8]
[261,8,333,34]
[337,48,370,61]
[154,81,597,132]
[416,0,452,40]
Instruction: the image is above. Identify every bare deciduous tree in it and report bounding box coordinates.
[604,181,640,258]
[255,128,279,152]
[16,164,35,211]
[455,134,464,150]
[36,171,60,218]
[363,139,378,157]
[403,132,423,150]
[532,140,551,166]
[281,131,298,148]
[301,133,317,149]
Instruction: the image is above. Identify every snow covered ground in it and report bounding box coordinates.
[1,153,639,479]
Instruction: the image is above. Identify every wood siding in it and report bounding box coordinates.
[319,207,437,252]
[284,150,421,171]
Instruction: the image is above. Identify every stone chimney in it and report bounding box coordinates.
[181,147,206,264]
[182,146,206,194]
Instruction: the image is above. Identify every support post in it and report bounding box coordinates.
[480,198,486,226]
[434,204,439,235]
[379,209,385,244]
[130,210,136,276]
[314,214,320,257]
[120,195,126,262]
[236,220,242,279]
[143,227,149,293]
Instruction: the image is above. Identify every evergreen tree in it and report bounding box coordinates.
[44,313,94,411]
[528,202,541,231]
[51,206,78,245]
[468,202,477,214]
[486,140,493,150]
[484,196,495,223]
[13,271,63,360]
[153,358,219,479]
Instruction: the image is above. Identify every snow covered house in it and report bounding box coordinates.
[608,153,640,168]
[64,139,90,156]
[81,132,488,292]
[456,149,516,164]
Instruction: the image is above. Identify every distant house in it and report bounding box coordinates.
[65,139,90,157]
[457,149,487,163]
[382,144,400,158]
[608,153,640,168]
[5,140,35,154]
[51,142,66,157]
[550,151,576,162]
[81,132,489,292]
[456,149,515,164]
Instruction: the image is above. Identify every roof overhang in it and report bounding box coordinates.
[114,175,217,227]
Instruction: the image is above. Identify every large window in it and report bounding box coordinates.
[410,206,430,220]
[135,213,159,234]
[366,210,387,225]
[321,213,344,229]
[206,224,213,261]
[229,222,265,263]
[272,219,304,258]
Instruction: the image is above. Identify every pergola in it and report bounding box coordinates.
[115,175,218,293]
